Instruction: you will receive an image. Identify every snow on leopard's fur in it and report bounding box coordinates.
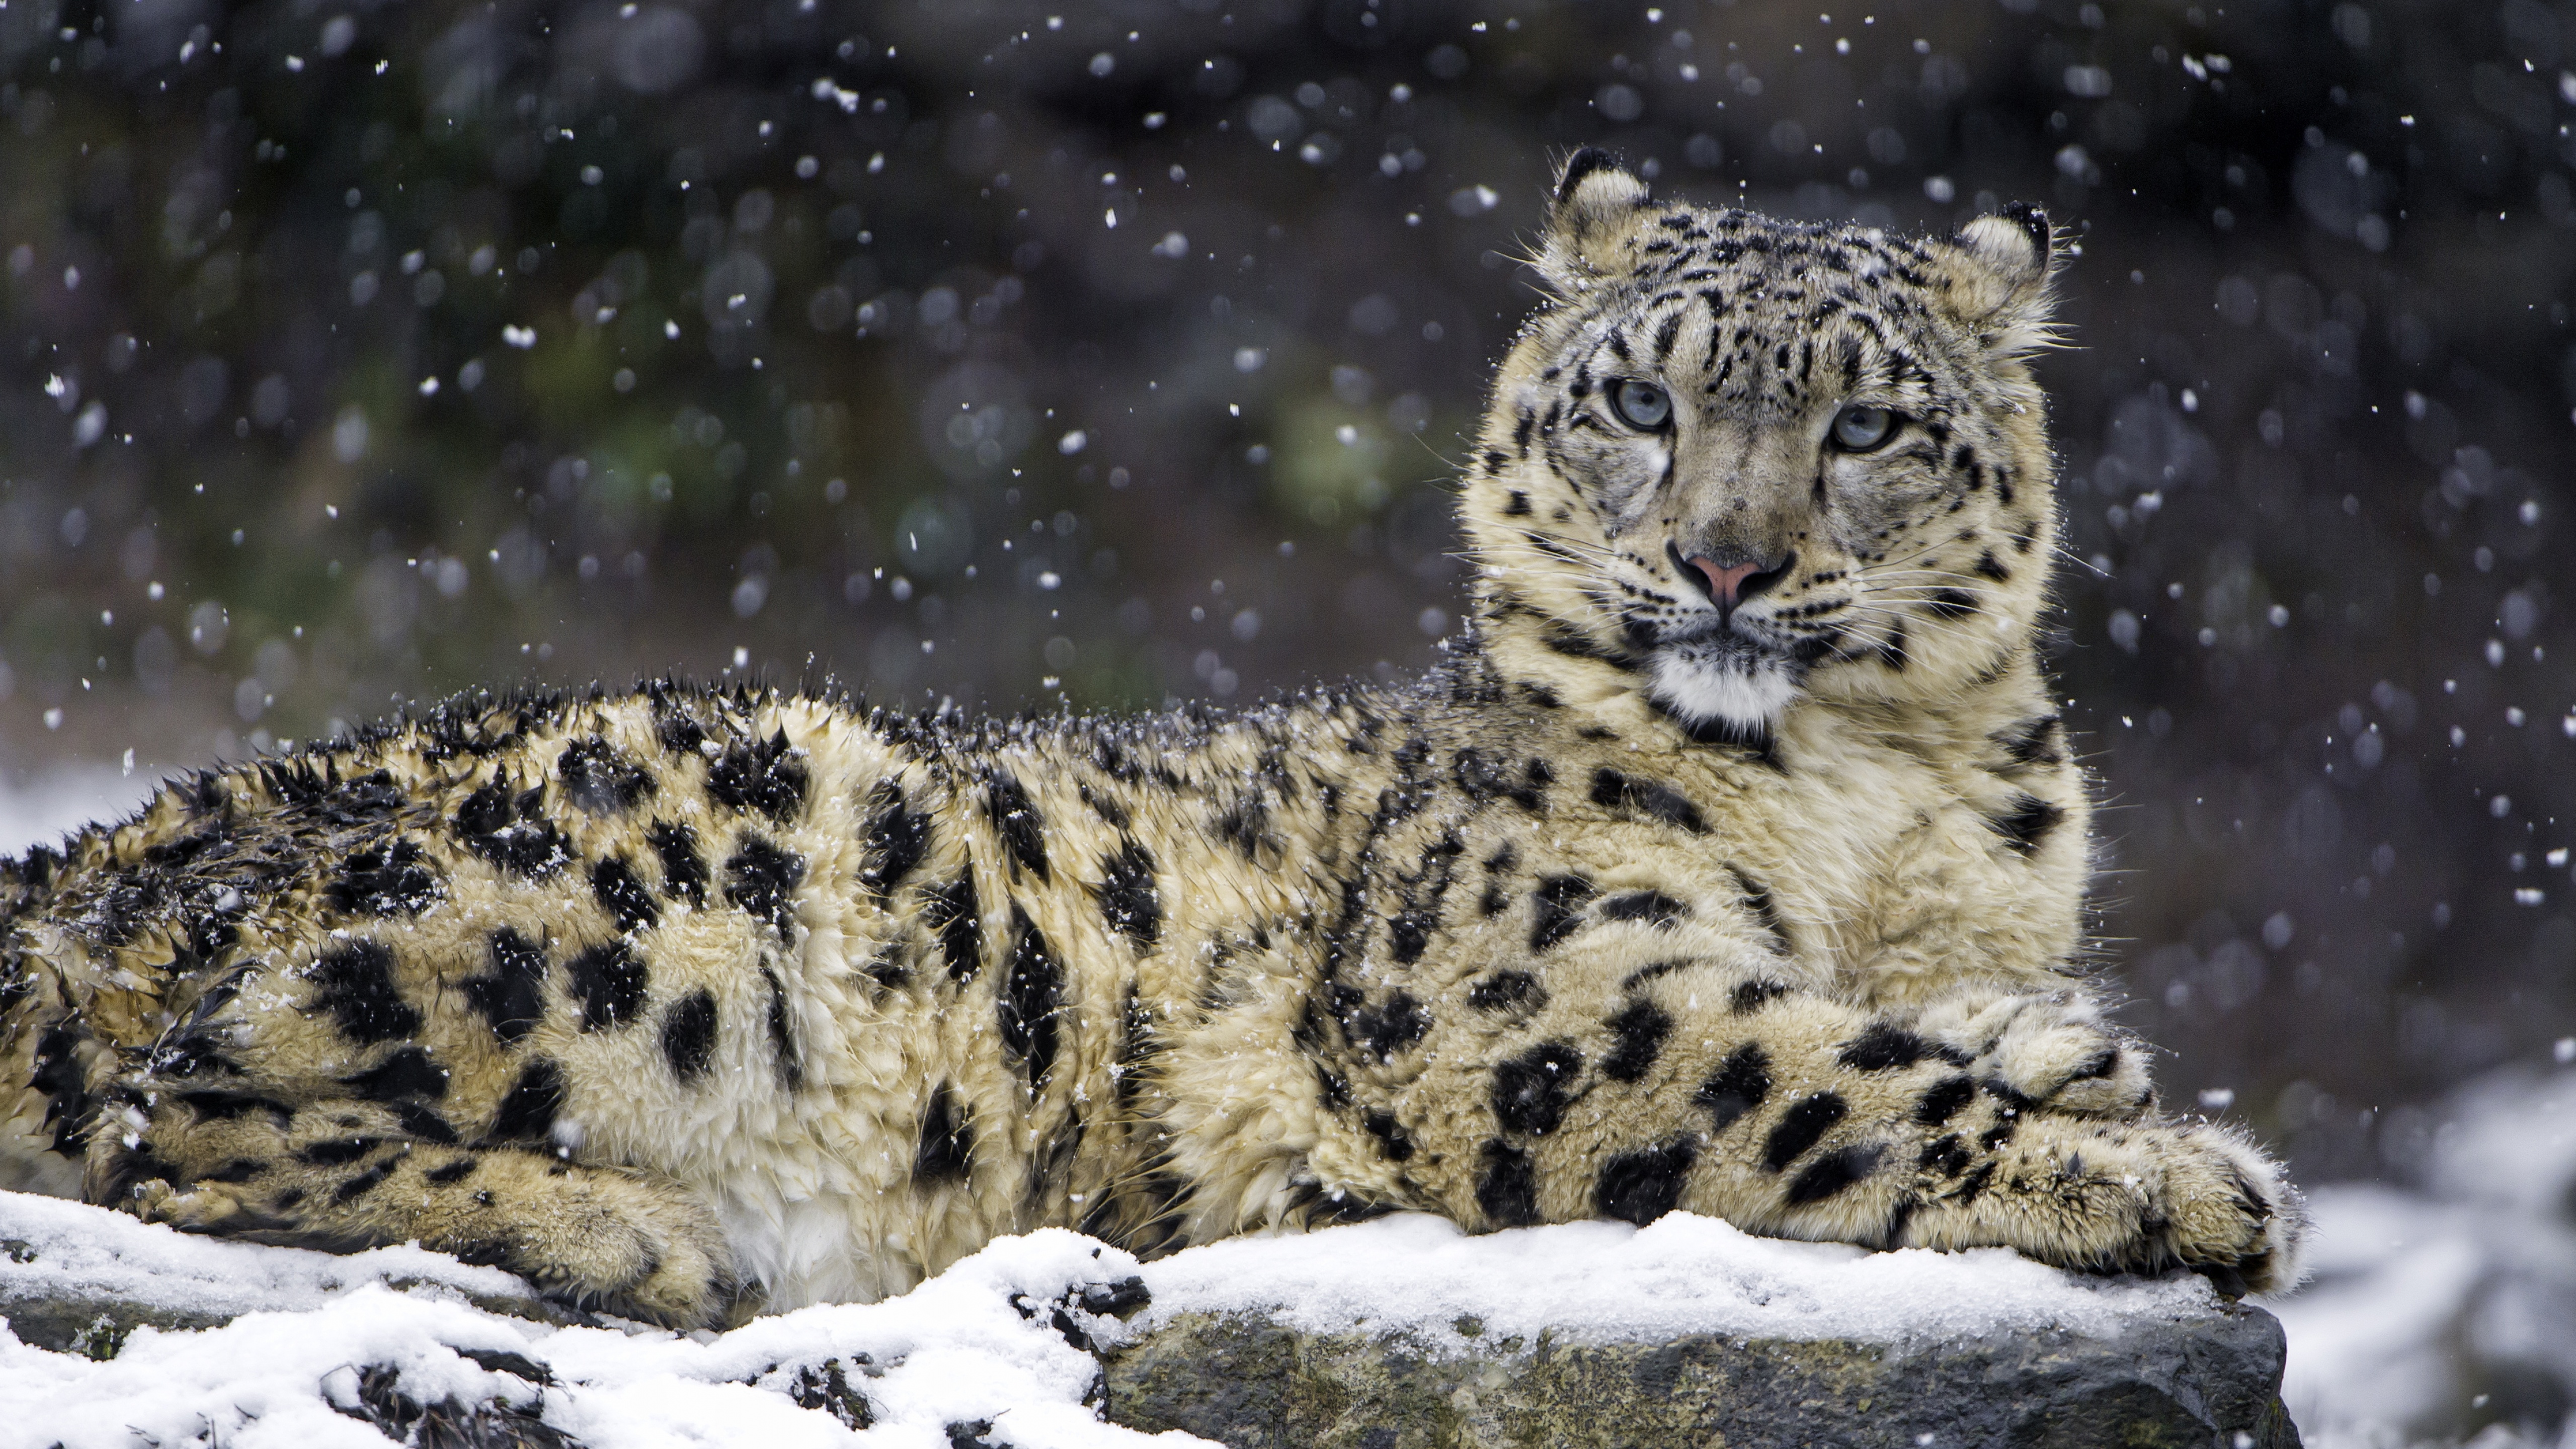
[0,154,2303,1327]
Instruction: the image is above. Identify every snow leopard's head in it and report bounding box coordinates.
[1463,150,2064,741]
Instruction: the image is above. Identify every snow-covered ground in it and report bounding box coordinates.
[2,772,2571,1447]
[0,1199,2251,1449]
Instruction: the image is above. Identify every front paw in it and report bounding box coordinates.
[2149,1122,2309,1296]
[1921,991,2156,1119]
[1928,1116,2308,1295]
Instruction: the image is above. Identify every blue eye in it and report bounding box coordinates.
[1830,404,1899,451]
[1610,379,1671,431]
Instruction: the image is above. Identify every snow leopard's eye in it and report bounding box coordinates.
[1608,379,1672,431]
[1828,404,1899,452]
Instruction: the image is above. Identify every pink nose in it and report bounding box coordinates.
[1691,557,1769,608]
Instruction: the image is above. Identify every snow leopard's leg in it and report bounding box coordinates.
[93,1080,745,1328]
[1354,958,2304,1293]
[1909,985,2158,1120]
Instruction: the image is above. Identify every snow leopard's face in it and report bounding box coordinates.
[1465,152,2065,737]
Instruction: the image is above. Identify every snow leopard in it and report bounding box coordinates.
[0,153,2304,1329]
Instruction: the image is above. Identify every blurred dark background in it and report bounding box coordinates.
[0,0,2569,1183]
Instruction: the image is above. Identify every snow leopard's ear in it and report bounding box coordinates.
[1936,202,2061,357]
[1538,148,1652,296]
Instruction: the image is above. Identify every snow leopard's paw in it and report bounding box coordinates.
[1929,1114,2308,1296]
[2148,1120,2309,1297]
[457,1153,752,1330]
[1919,990,2156,1120]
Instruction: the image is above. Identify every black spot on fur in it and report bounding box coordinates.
[1453,748,1549,811]
[865,946,911,995]
[332,1160,394,1202]
[1363,1110,1416,1163]
[345,1046,447,1102]
[1763,1092,1849,1172]
[1468,970,1547,1014]
[1916,1075,1977,1126]
[662,988,718,1083]
[1696,1043,1772,1132]
[466,929,548,1047]
[1492,1040,1583,1135]
[1000,906,1063,1088]
[298,1136,378,1167]
[1476,1140,1542,1228]
[558,737,655,814]
[1973,550,2010,582]
[325,840,444,917]
[424,1158,477,1186]
[1599,890,1688,927]
[1979,1116,2019,1151]
[984,770,1051,881]
[1994,714,2064,768]
[924,875,984,981]
[1725,866,1792,954]
[569,940,649,1031]
[1878,622,1910,673]
[1601,1001,1673,1083]
[708,729,809,822]
[393,1102,460,1145]
[1335,986,1432,1061]
[1528,874,1597,951]
[1597,1139,1698,1226]
[176,1089,292,1125]
[1925,588,1977,619]
[591,856,660,935]
[454,777,568,878]
[647,819,708,906]
[1386,910,1433,965]
[487,1058,566,1142]
[1786,1144,1884,1205]
[916,1082,974,1182]
[725,834,807,937]
[1730,979,1790,1013]
[199,1157,266,1184]
[1982,1076,2040,1113]
[1588,768,1709,834]
[859,781,932,902]
[1504,489,1532,515]
[762,967,802,1090]
[1987,794,2066,855]
[2068,1045,2123,1082]
[1092,840,1161,948]
[308,940,423,1045]
[1953,1159,1997,1204]
[1838,1023,1956,1072]
[1919,1133,1972,1177]
[654,707,707,756]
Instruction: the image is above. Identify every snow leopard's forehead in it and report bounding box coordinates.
[1540,204,2004,424]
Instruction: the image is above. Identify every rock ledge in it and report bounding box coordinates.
[1102,1300,2300,1449]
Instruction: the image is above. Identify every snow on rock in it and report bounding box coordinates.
[1130,1210,2221,1348]
[0,1188,537,1324]
[1113,1214,2292,1448]
[0,1198,1197,1448]
[0,1189,2267,1448]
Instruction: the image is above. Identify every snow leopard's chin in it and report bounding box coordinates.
[1646,637,1804,732]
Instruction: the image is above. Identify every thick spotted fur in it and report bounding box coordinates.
[0,155,2302,1327]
